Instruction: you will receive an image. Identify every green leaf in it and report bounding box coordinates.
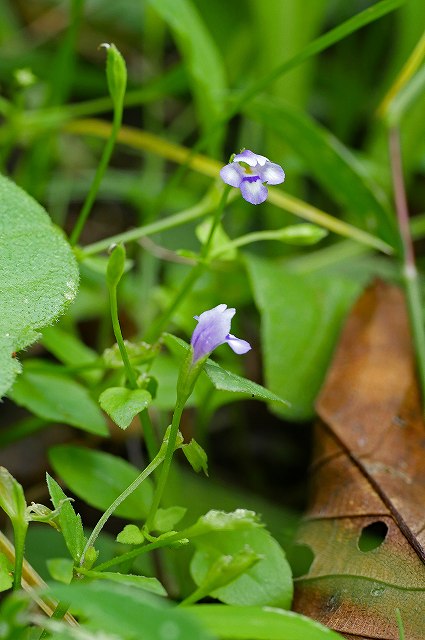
[163,333,289,406]
[99,387,151,430]
[41,325,101,384]
[46,473,86,564]
[83,570,167,597]
[188,547,262,603]
[116,524,145,545]
[153,506,187,534]
[8,362,108,436]
[0,173,79,398]
[186,509,262,538]
[246,255,361,420]
[43,581,213,639]
[204,360,289,406]
[148,0,226,144]
[46,558,74,584]
[0,552,13,592]
[0,467,26,525]
[246,97,397,246]
[191,527,293,608]
[48,445,153,520]
[182,439,208,475]
[188,604,344,639]
[103,340,159,368]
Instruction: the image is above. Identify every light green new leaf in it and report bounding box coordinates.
[182,439,208,475]
[148,0,226,143]
[246,97,398,247]
[99,387,151,430]
[188,604,344,639]
[46,473,86,564]
[0,173,79,398]
[246,255,361,421]
[191,527,293,608]
[9,363,108,436]
[0,467,26,525]
[48,445,153,520]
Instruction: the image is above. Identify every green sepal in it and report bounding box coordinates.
[106,243,126,289]
[101,43,127,110]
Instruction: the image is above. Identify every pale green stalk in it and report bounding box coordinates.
[389,127,425,405]
[79,449,166,567]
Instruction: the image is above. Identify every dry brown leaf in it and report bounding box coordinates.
[293,281,425,639]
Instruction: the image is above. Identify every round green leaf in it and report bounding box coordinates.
[0,174,79,398]
[191,527,293,608]
[99,387,151,430]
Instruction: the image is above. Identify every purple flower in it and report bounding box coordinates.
[191,304,251,363]
[220,149,285,205]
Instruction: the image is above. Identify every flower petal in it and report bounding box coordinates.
[240,178,268,205]
[258,161,285,185]
[226,334,251,355]
[191,304,235,361]
[233,150,269,167]
[220,163,244,187]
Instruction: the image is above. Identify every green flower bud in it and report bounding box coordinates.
[106,243,126,289]
[100,43,127,110]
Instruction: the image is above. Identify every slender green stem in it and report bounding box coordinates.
[69,102,123,246]
[12,521,28,590]
[79,450,166,567]
[145,403,184,531]
[108,282,157,462]
[395,608,405,640]
[109,285,138,389]
[95,529,185,572]
[80,187,226,258]
[389,127,425,405]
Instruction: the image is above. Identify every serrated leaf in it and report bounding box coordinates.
[9,363,108,435]
[48,446,153,520]
[99,387,151,430]
[182,439,208,475]
[0,173,79,398]
[163,333,289,406]
[46,473,86,564]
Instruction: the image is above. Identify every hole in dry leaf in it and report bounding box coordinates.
[288,543,315,577]
[358,521,388,552]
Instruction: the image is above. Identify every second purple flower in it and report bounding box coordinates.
[220,149,285,205]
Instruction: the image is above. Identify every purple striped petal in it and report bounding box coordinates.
[233,150,269,167]
[240,177,268,205]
